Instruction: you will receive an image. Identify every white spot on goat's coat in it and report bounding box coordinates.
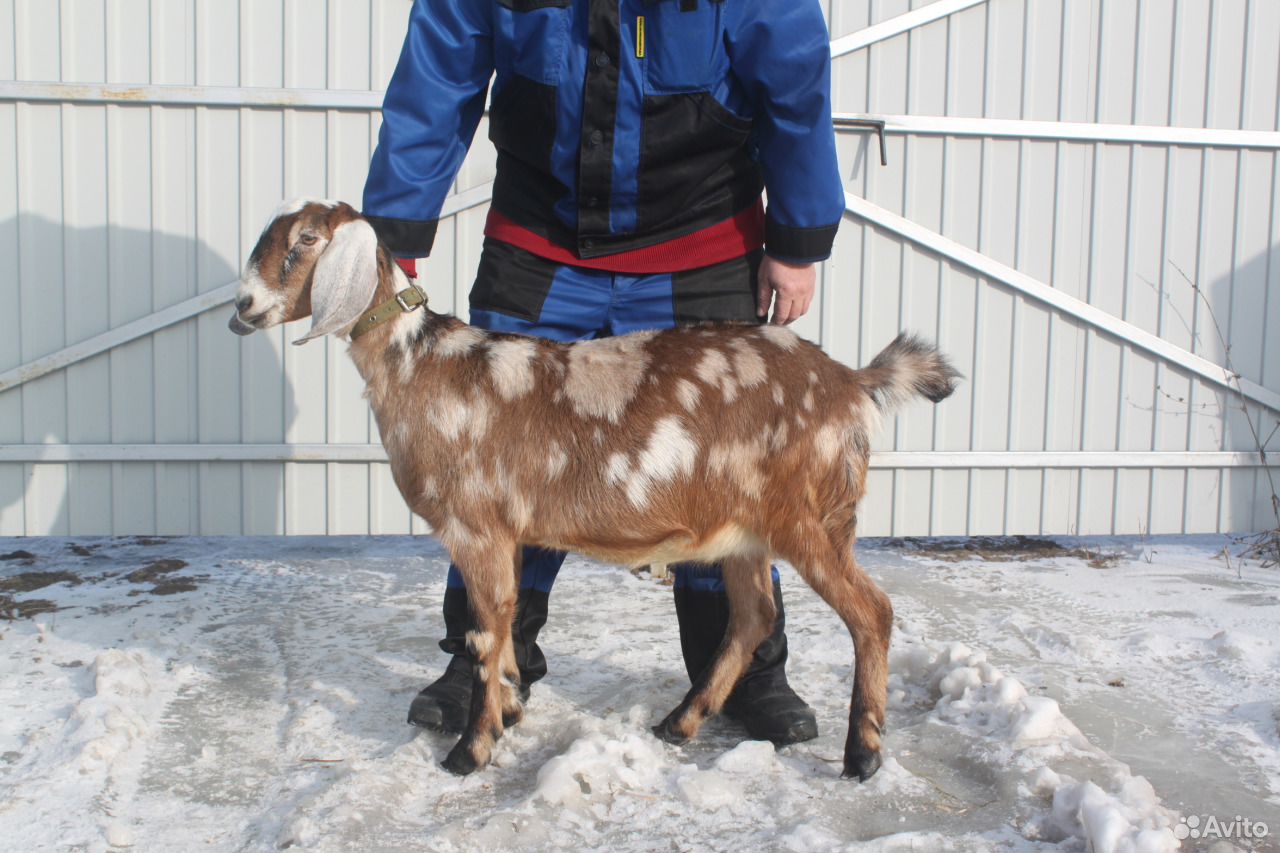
[564,334,653,421]
[709,440,765,498]
[546,443,569,479]
[606,452,630,486]
[695,349,738,403]
[435,325,486,359]
[436,515,473,549]
[728,338,768,388]
[626,416,698,507]
[814,422,844,463]
[676,379,701,412]
[757,325,800,350]
[430,390,491,442]
[467,630,496,657]
[488,338,539,399]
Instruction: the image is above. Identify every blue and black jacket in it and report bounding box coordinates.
[363,0,844,265]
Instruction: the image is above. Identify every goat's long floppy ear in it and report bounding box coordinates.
[293,217,379,345]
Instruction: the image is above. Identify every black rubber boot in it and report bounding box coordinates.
[407,586,550,733]
[674,574,818,746]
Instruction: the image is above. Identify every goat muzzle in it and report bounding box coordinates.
[228,311,258,336]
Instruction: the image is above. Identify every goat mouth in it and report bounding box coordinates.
[228,311,261,336]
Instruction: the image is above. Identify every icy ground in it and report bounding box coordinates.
[1,535,1277,853]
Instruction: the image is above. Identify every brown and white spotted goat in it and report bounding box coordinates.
[229,200,960,781]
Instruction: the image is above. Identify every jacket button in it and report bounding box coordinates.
[588,129,603,146]
[586,196,599,207]
[594,53,609,69]
[582,238,596,249]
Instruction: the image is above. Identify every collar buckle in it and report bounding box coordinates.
[396,283,426,313]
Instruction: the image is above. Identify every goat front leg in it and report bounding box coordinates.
[653,555,774,744]
[441,536,519,776]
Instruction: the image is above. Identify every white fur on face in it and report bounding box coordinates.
[234,267,287,325]
[488,338,539,400]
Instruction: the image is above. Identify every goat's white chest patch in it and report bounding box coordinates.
[564,334,653,421]
[487,338,539,400]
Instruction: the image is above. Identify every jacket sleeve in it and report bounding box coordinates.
[362,0,494,258]
[725,0,843,264]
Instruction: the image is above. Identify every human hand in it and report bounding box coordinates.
[756,256,816,325]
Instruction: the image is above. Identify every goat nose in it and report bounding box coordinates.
[235,295,253,314]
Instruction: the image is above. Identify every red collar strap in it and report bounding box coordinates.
[484,202,764,273]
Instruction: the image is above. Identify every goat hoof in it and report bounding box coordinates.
[841,748,882,782]
[651,716,689,745]
[442,742,482,776]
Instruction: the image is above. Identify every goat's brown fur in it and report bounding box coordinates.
[230,201,960,780]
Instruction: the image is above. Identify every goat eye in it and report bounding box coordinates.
[298,232,319,246]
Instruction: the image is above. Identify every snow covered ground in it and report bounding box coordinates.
[1,534,1277,853]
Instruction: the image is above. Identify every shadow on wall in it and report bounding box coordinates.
[1211,241,1280,534]
[0,214,299,536]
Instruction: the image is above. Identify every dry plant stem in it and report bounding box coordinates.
[1168,261,1280,565]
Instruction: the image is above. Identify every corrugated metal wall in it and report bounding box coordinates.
[1,0,1277,537]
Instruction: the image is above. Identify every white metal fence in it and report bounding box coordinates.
[1,0,1277,537]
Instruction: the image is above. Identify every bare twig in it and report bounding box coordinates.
[1165,261,1279,568]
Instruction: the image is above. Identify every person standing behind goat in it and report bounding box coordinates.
[362,0,845,746]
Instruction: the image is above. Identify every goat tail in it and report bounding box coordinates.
[860,333,962,414]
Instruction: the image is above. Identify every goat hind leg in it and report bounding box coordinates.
[653,555,774,744]
[792,543,891,781]
[441,539,518,776]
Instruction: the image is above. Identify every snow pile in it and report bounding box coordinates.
[1032,770,1178,853]
[891,638,1180,852]
[2,534,1276,852]
[5,638,195,853]
[534,709,670,807]
[893,640,1091,752]
[533,714,783,815]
